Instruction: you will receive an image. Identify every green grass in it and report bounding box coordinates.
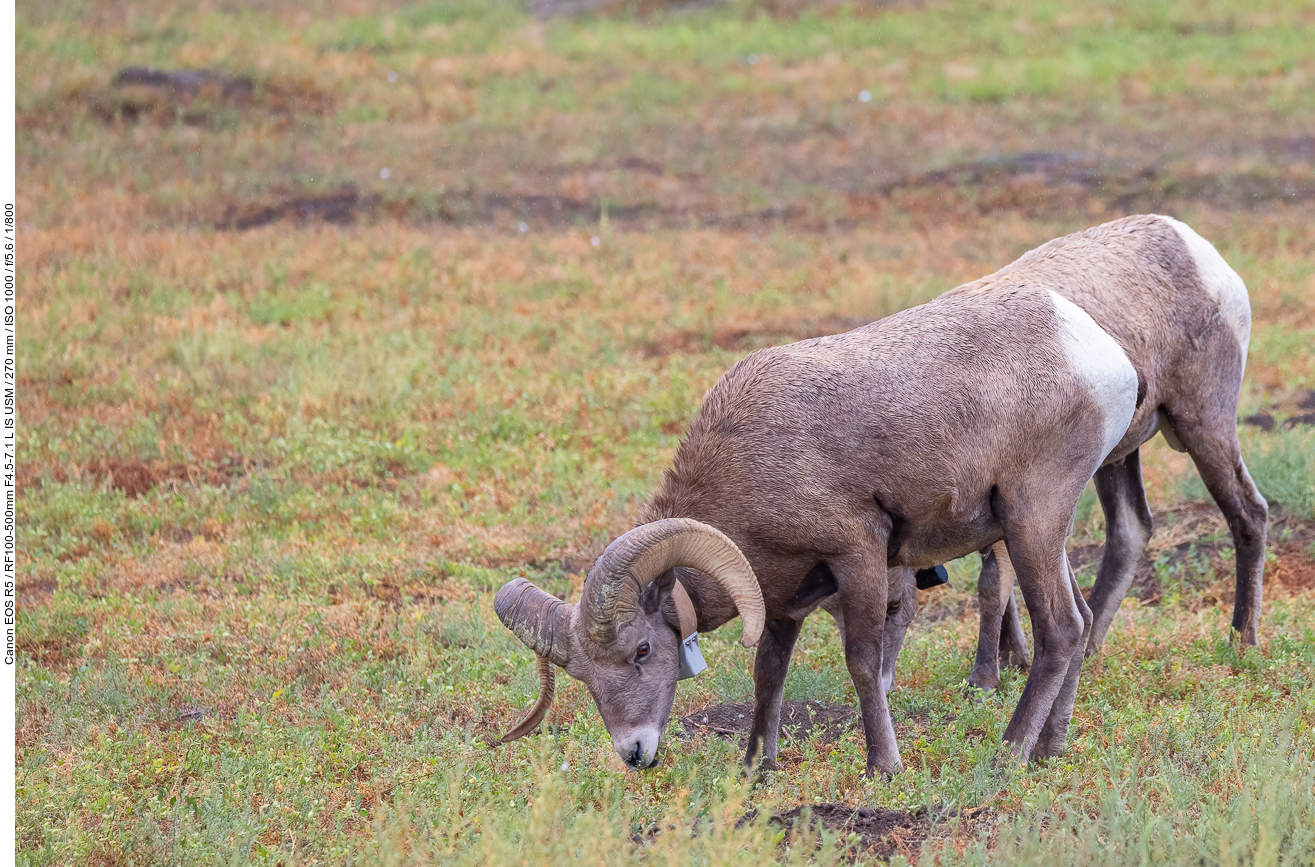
[16,0,1315,864]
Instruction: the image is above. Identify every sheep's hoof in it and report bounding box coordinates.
[997,740,1030,769]
[1032,727,1072,761]
[863,753,903,779]
[1001,648,1031,671]
[1233,623,1259,648]
[741,754,778,777]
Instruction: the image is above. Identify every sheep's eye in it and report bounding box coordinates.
[635,642,650,661]
[887,600,901,613]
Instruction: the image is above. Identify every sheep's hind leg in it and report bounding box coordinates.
[1033,554,1093,758]
[1167,410,1268,645]
[743,617,802,773]
[998,511,1088,762]
[1084,451,1154,656]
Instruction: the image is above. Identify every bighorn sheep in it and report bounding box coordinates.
[494,214,1264,777]
[960,216,1267,691]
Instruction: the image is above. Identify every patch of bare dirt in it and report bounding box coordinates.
[86,458,235,497]
[1243,390,1315,431]
[17,576,59,609]
[215,149,1315,233]
[918,593,973,624]
[750,803,932,863]
[1067,541,1106,579]
[221,189,366,230]
[1272,545,1315,594]
[640,800,987,863]
[116,67,255,98]
[482,193,659,226]
[20,456,247,498]
[154,705,239,731]
[222,188,801,232]
[638,315,870,359]
[94,459,166,497]
[1071,502,1315,608]
[1269,135,1315,161]
[1270,518,1315,595]
[17,635,82,670]
[364,579,460,609]
[1070,502,1233,604]
[20,458,174,497]
[1243,412,1277,431]
[680,700,857,746]
[879,152,1315,218]
[87,66,334,126]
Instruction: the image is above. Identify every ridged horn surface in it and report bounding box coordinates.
[499,655,556,743]
[493,578,573,668]
[580,517,764,648]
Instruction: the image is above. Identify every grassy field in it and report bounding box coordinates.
[16,0,1315,863]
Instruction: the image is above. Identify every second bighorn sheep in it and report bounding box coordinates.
[961,215,1268,690]
[494,214,1264,777]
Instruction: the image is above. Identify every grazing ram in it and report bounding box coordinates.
[494,214,1264,777]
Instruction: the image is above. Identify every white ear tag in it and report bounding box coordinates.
[678,633,707,680]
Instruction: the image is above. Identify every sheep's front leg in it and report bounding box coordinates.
[969,544,1009,689]
[971,544,1032,690]
[832,550,902,777]
[744,617,802,773]
[999,587,1031,671]
[820,595,846,645]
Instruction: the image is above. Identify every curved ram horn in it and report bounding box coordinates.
[493,577,573,668]
[499,655,556,743]
[580,517,764,649]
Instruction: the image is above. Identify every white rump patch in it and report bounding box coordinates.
[1163,217,1252,350]
[1048,291,1139,460]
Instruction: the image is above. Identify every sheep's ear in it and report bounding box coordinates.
[915,565,949,590]
[640,569,677,615]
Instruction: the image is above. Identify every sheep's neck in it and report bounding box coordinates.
[672,566,740,635]
[643,468,745,634]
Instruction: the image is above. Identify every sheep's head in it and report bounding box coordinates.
[494,519,764,769]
